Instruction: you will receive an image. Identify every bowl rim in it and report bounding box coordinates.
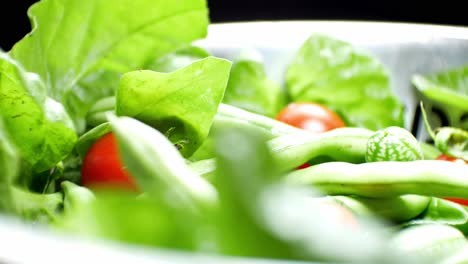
[197,20,468,48]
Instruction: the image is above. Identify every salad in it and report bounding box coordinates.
[1,0,468,263]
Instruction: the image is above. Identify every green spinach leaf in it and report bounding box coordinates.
[211,125,396,262]
[147,45,210,73]
[10,0,209,132]
[0,117,19,212]
[223,54,286,117]
[0,52,76,173]
[109,115,218,209]
[413,66,468,130]
[0,105,63,223]
[9,186,63,223]
[116,57,232,157]
[413,66,468,111]
[286,34,404,130]
[402,197,468,235]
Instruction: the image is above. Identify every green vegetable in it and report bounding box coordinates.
[190,127,373,178]
[403,197,468,235]
[390,224,467,262]
[10,0,209,132]
[147,45,210,73]
[285,160,468,199]
[0,102,64,223]
[4,0,468,261]
[366,126,423,162]
[329,195,431,223]
[270,127,373,171]
[10,186,63,223]
[420,142,442,160]
[108,114,218,210]
[286,34,404,130]
[61,181,95,215]
[211,126,411,263]
[85,97,116,129]
[210,125,296,259]
[216,104,303,137]
[0,52,77,174]
[82,99,305,162]
[187,158,217,182]
[223,52,286,117]
[413,66,468,130]
[116,57,232,157]
[75,123,112,158]
[421,102,468,160]
[57,189,203,250]
[190,104,302,161]
[431,128,468,161]
[57,153,206,250]
[195,111,438,165]
[0,117,19,212]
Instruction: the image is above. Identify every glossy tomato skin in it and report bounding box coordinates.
[277,102,345,169]
[81,133,138,191]
[437,154,468,206]
[276,102,345,134]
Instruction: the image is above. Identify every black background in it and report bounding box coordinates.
[1,0,467,50]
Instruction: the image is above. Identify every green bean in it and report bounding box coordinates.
[217,103,304,137]
[401,197,468,235]
[190,112,299,161]
[327,195,431,223]
[109,115,218,210]
[285,160,468,199]
[390,224,467,262]
[270,127,373,171]
[212,114,282,141]
[188,128,372,178]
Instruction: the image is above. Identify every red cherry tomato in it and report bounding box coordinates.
[277,102,345,169]
[276,102,345,133]
[436,154,468,206]
[81,133,138,192]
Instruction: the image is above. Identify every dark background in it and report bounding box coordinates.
[1,0,467,51]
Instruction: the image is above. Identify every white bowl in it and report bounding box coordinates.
[1,20,468,264]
